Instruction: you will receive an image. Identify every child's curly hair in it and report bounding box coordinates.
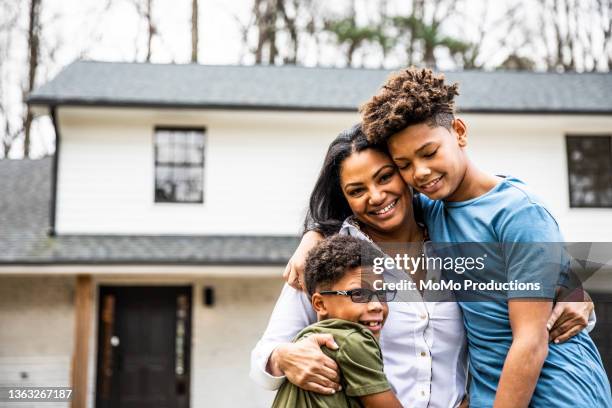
[304,234,380,297]
[360,67,459,144]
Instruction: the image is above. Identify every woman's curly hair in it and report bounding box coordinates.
[360,67,459,144]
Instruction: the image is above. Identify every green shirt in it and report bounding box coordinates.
[271,319,391,408]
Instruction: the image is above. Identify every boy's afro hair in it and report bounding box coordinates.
[360,66,459,144]
[304,234,380,297]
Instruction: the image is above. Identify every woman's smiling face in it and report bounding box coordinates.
[339,148,411,234]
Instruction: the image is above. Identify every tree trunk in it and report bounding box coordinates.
[267,25,277,64]
[564,0,576,71]
[191,0,198,63]
[254,0,265,64]
[146,0,153,62]
[267,0,279,64]
[2,115,12,158]
[597,0,611,70]
[423,45,436,69]
[24,0,41,158]
[253,0,278,65]
[552,0,564,70]
[407,0,422,66]
[347,41,357,67]
[278,0,299,64]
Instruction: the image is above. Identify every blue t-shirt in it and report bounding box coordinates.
[419,176,612,408]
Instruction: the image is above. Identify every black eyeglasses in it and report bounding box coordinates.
[319,288,397,303]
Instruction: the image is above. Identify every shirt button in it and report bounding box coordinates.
[421,390,426,396]
[420,351,427,357]
[420,314,427,320]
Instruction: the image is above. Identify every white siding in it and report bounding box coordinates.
[56,107,358,236]
[56,108,612,240]
[463,114,612,242]
[190,277,281,408]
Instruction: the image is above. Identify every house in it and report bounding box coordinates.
[0,61,611,408]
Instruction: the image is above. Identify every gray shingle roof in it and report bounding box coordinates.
[29,61,612,113]
[0,158,298,265]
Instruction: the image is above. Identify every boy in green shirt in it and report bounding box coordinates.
[271,234,402,408]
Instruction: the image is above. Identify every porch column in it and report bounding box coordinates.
[71,275,93,408]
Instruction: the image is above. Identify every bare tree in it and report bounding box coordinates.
[0,0,54,159]
[0,0,22,158]
[1,0,125,159]
[588,0,611,70]
[232,12,255,64]
[390,0,469,69]
[533,0,611,72]
[242,0,322,65]
[324,0,383,67]
[453,2,525,70]
[19,0,43,158]
[252,0,276,64]
[191,0,198,63]
[277,0,324,65]
[375,0,393,67]
[277,0,302,64]
[131,0,157,62]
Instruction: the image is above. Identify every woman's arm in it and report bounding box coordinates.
[547,288,595,343]
[268,334,341,394]
[283,230,324,290]
[494,300,550,408]
[249,282,340,393]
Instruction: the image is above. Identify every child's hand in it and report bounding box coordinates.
[272,333,341,394]
[284,230,324,291]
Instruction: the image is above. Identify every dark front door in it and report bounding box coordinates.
[590,292,612,382]
[96,286,191,408]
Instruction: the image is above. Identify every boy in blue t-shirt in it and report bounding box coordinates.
[359,67,612,408]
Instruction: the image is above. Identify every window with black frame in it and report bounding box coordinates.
[566,135,612,208]
[154,127,205,203]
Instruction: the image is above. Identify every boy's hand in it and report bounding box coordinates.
[270,333,341,395]
[547,299,593,344]
[284,230,324,291]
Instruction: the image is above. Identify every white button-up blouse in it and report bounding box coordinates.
[250,218,468,408]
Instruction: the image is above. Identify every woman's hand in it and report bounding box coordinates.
[284,230,324,290]
[547,299,594,344]
[267,334,341,395]
[458,395,469,408]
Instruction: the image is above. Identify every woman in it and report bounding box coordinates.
[250,124,593,407]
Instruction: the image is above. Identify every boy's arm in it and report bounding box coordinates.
[494,300,550,408]
[338,331,396,405]
[495,202,561,407]
[360,390,403,408]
